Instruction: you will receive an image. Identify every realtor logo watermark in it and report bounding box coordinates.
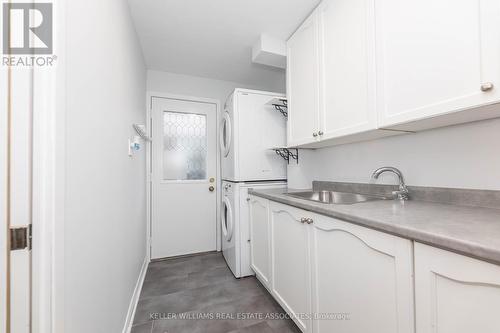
[2,2,56,66]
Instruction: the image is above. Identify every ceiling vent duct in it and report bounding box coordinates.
[252,34,286,69]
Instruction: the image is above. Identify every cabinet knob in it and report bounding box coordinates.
[306,218,314,224]
[318,131,324,136]
[481,82,494,92]
[312,132,318,137]
[300,217,306,223]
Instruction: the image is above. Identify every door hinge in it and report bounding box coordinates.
[10,225,32,251]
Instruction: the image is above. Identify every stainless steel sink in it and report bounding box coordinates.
[285,190,388,205]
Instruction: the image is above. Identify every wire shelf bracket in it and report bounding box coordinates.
[273,147,298,164]
[268,98,288,118]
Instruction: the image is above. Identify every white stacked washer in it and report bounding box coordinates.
[222,181,287,278]
[221,89,287,182]
[220,89,287,278]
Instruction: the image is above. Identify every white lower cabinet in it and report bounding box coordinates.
[266,201,414,333]
[250,199,500,333]
[270,202,312,333]
[310,214,414,333]
[248,195,272,288]
[415,243,500,333]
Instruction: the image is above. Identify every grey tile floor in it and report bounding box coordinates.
[131,252,300,333]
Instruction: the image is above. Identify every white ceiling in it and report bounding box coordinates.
[127,0,321,86]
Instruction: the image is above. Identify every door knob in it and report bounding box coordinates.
[209,186,215,192]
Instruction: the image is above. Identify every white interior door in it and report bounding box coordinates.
[1,63,32,332]
[0,60,8,333]
[151,97,217,259]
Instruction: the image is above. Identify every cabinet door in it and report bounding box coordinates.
[415,243,500,333]
[310,214,414,333]
[287,11,320,147]
[318,0,376,139]
[270,202,312,333]
[248,195,271,287]
[376,0,500,127]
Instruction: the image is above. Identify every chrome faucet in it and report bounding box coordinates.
[372,167,409,201]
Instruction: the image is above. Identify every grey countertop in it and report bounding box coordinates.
[248,188,500,265]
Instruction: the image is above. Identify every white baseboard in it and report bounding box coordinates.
[122,256,149,333]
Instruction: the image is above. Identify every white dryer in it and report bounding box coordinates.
[221,180,287,278]
[221,89,287,182]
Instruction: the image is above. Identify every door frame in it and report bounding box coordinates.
[146,92,222,260]
[0,53,9,333]
[1,2,67,331]
[1,1,66,332]
[28,1,67,332]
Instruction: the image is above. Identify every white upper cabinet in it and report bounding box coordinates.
[287,1,398,148]
[376,0,500,129]
[317,0,377,139]
[287,11,320,147]
[415,243,500,333]
[286,0,500,146]
[310,214,414,333]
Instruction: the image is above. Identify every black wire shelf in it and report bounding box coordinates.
[271,99,288,118]
[273,147,298,164]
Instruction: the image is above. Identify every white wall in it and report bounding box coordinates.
[288,118,500,190]
[65,0,147,332]
[147,70,285,106]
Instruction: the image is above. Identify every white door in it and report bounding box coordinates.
[1,62,33,333]
[270,202,312,333]
[415,243,500,333]
[249,195,271,287]
[310,214,414,333]
[287,11,320,147]
[0,65,6,333]
[317,0,377,139]
[376,0,500,128]
[151,97,217,259]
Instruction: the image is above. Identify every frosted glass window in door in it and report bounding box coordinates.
[163,111,207,180]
